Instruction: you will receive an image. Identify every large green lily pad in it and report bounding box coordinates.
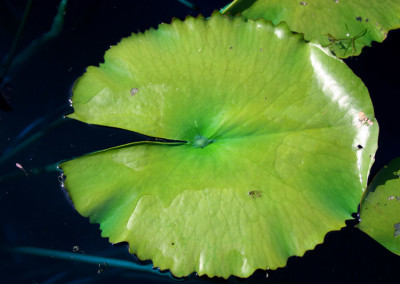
[221,0,400,58]
[357,157,400,255]
[60,13,378,278]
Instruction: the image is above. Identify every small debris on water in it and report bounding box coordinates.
[97,262,108,274]
[334,0,339,3]
[388,196,395,201]
[130,88,139,96]
[58,174,66,183]
[300,1,307,5]
[15,163,27,175]
[73,245,79,252]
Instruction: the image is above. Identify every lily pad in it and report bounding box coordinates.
[221,0,400,58]
[357,157,400,255]
[60,13,378,278]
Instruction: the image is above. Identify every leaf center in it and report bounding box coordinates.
[193,135,215,149]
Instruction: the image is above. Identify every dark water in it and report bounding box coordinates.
[1,0,400,283]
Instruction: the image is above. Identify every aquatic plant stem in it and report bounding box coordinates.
[2,246,184,281]
[6,0,68,79]
[176,0,198,11]
[0,0,34,81]
[0,162,60,183]
[0,115,67,167]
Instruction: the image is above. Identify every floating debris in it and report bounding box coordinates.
[16,163,24,170]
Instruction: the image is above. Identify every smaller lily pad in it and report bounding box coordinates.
[357,157,400,255]
[221,0,400,58]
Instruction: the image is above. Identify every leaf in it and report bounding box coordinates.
[357,157,400,255]
[60,13,378,278]
[221,0,400,58]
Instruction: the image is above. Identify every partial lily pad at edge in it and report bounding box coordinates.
[222,0,400,58]
[62,13,378,278]
[357,157,400,255]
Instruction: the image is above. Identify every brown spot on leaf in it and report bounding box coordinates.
[248,190,262,198]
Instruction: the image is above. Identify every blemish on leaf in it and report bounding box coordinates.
[356,16,362,22]
[394,223,400,238]
[171,242,175,246]
[130,88,139,96]
[388,196,395,201]
[248,191,262,198]
[358,111,374,126]
[260,48,263,52]
[357,145,363,150]
[229,46,233,50]
[300,1,307,5]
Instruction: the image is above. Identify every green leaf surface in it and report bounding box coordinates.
[221,0,400,58]
[357,157,400,255]
[61,14,378,278]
